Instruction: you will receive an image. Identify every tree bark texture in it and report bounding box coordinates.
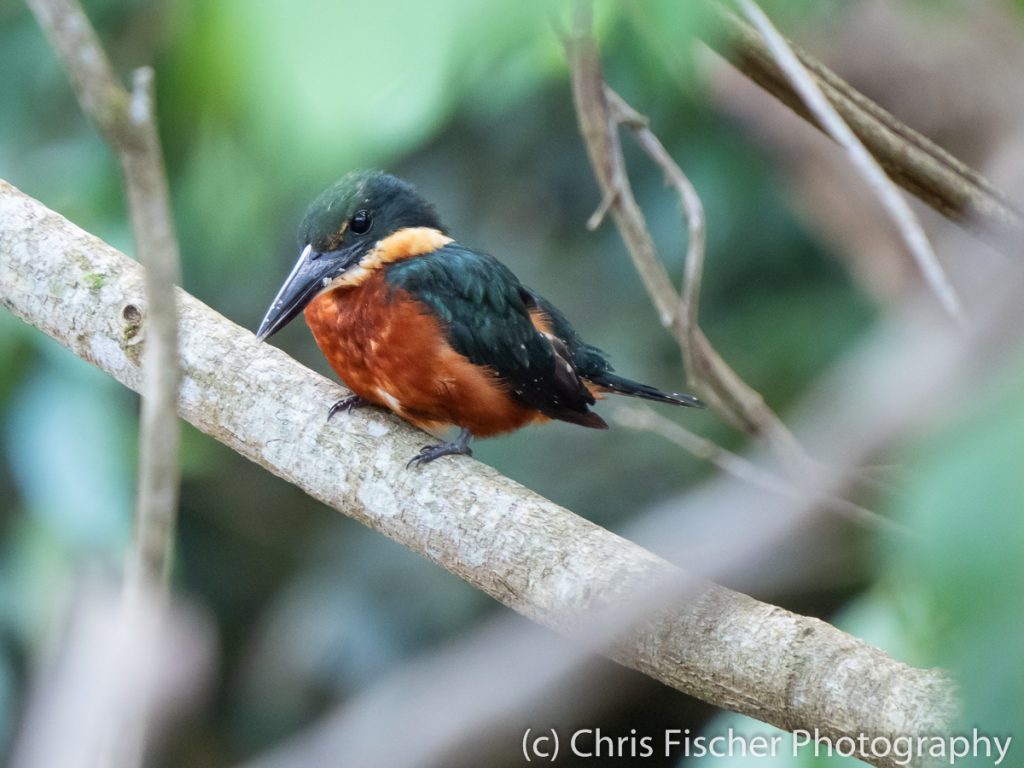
[0,180,956,768]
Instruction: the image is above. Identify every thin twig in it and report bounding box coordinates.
[10,581,213,768]
[566,6,814,474]
[614,405,907,537]
[734,0,963,324]
[703,4,1024,251]
[26,0,182,589]
[604,87,706,395]
[595,22,926,540]
[568,4,678,329]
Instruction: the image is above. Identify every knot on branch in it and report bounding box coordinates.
[120,300,145,363]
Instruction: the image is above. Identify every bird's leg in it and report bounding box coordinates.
[407,428,474,468]
[327,394,372,422]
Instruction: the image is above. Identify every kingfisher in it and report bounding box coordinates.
[256,171,703,467]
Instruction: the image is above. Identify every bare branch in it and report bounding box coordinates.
[0,181,956,766]
[568,5,678,329]
[121,65,182,590]
[603,86,707,401]
[10,581,212,768]
[613,404,907,536]
[592,83,883,523]
[566,7,815,475]
[621,98,706,339]
[26,0,182,588]
[703,4,1024,251]
[733,0,962,324]
[22,0,132,146]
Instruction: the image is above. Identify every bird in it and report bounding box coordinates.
[256,170,703,467]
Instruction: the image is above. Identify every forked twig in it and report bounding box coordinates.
[566,5,900,533]
[614,405,907,536]
[604,88,706,388]
[567,6,814,474]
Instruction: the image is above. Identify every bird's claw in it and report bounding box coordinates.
[406,441,473,469]
[327,394,368,422]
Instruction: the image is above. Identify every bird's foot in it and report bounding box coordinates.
[327,394,370,422]
[407,428,473,468]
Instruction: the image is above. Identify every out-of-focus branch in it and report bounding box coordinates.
[703,3,1024,251]
[581,66,895,531]
[26,0,181,588]
[567,7,812,473]
[0,182,956,767]
[733,0,961,324]
[613,404,905,536]
[10,582,213,768]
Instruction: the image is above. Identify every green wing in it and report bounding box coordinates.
[385,243,606,428]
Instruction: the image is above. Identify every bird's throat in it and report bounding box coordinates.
[321,226,453,290]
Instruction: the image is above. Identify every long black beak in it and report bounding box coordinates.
[256,243,362,341]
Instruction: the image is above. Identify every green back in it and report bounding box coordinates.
[386,243,608,423]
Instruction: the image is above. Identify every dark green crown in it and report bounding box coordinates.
[299,170,446,251]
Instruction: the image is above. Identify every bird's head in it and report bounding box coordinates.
[256,170,445,341]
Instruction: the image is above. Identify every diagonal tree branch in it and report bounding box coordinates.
[0,180,955,768]
[734,0,961,324]
[702,3,1024,251]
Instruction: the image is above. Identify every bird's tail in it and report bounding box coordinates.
[589,372,704,408]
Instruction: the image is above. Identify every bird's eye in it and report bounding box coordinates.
[350,210,372,235]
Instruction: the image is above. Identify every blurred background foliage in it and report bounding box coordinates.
[1,0,1021,765]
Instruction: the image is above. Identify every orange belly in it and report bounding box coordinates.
[304,272,545,437]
